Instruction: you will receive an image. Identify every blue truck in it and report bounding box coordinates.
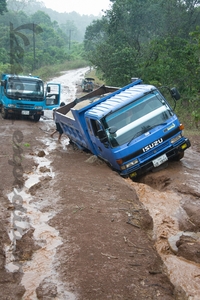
[55,78,191,178]
[0,73,61,121]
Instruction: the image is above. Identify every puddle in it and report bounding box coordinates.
[5,138,77,299]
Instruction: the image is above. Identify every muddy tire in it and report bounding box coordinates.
[1,107,8,119]
[173,152,184,161]
[33,115,41,122]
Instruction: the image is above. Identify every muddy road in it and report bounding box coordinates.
[0,68,200,299]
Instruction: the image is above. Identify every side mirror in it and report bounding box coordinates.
[97,129,109,144]
[108,126,117,134]
[47,86,51,93]
[170,87,180,100]
[1,80,5,87]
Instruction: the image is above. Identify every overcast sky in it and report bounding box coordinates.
[41,0,111,16]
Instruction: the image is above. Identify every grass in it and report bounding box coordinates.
[23,143,30,147]
[30,60,89,82]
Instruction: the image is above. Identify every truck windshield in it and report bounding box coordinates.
[103,91,173,147]
[6,78,44,100]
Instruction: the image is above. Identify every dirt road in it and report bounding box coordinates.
[0,68,200,299]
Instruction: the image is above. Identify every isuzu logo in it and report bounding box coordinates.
[142,138,163,153]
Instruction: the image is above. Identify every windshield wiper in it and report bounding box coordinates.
[127,123,167,146]
[127,126,148,145]
[146,122,167,131]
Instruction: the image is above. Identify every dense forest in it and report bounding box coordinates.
[0,0,200,125]
[85,0,200,89]
[0,0,98,73]
[84,0,200,125]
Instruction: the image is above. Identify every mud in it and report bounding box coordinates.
[0,68,199,299]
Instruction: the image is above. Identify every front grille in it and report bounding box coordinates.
[120,127,180,163]
[16,103,35,109]
[140,140,169,161]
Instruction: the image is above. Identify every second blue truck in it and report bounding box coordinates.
[0,73,61,121]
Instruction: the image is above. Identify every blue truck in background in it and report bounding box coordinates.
[56,78,191,178]
[0,73,61,121]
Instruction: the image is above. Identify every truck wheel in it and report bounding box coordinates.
[1,107,8,119]
[33,115,40,122]
[174,152,184,161]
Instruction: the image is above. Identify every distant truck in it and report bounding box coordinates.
[55,78,191,178]
[0,74,61,121]
[81,77,94,92]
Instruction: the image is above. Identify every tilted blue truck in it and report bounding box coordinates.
[0,73,61,121]
[55,78,191,178]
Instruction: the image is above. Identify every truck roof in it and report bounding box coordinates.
[85,83,156,119]
[2,74,41,81]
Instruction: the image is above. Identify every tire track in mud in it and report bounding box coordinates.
[5,135,75,299]
[9,67,90,299]
[13,67,88,298]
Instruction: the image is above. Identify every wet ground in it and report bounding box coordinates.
[129,150,200,299]
[0,68,200,299]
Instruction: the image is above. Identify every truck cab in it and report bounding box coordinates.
[84,84,190,177]
[55,79,191,178]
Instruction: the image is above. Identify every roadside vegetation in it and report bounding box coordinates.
[34,60,88,82]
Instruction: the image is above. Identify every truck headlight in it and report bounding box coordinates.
[120,159,139,170]
[35,106,43,110]
[8,104,16,108]
[170,133,182,144]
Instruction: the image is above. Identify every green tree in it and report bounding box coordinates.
[6,0,36,12]
[60,20,79,51]
[0,0,7,14]
[84,0,200,89]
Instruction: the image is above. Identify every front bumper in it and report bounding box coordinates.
[6,108,44,116]
[121,137,191,178]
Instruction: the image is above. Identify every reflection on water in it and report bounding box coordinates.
[6,140,77,299]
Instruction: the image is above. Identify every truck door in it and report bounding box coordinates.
[44,83,61,110]
[86,118,114,163]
